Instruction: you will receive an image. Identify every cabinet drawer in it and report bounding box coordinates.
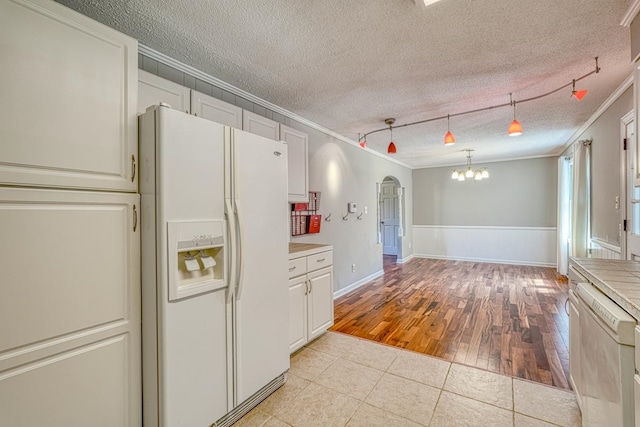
[288,257,307,278]
[307,251,333,272]
[636,327,640,371]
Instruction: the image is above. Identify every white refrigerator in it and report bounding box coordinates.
[139,105,289,427]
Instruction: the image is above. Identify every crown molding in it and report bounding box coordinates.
[139,44,413,169]
[621,0,640,26]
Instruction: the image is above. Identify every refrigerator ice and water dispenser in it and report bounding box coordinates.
[167,220,226,301]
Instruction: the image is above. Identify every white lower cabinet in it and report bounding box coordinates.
[0,187,141,427]
[288,250,334,353]
[568,290,582,408]
[635,374,640,427]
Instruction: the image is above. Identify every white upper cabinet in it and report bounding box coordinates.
[138,70,190,115]
[191,91,242,128]
[243,110,280,140]
[0,0,138,192]
[281,124,309,202]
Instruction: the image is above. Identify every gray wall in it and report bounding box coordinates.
[560,86,633,246]
[139,54,413,293]
[292,124,413,292]
[413,157,557,227]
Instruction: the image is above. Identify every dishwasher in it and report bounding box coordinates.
[576,281,636,427]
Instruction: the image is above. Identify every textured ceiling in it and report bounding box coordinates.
[57,0,633,168]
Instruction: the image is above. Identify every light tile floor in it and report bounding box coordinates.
[232,332,581,427]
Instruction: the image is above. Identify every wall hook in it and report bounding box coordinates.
[342,213,349,221]
[357,213,363,220]
[325,213,332,222]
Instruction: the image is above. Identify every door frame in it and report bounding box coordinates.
[622,109,634,259]
[377,175,404,261]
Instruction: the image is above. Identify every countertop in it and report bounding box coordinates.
[288,242,332,259]
[570,257,640,321]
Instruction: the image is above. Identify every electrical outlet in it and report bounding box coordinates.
[364,206,368,214]
[615,195,619,210]
[351,264,356,272]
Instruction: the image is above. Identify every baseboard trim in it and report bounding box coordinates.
[334,269,384,299]
[413,254,556,268]
[398,254,415,264]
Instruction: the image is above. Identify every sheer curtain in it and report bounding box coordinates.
[571,140,591,259]
[557,156,572,275]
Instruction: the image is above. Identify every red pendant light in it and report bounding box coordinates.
[572,80,588,101]
[508,98,522,136]
[444,114,455,145]
[385,118,397,154]
[359,134,367,148]
[387,141,397,153]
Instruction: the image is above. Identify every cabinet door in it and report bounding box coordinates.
[0,187,141,426]
[307,266,334,340]
[289,276,308,354]
[635,375,640,427]
[138,70,190,115]
[568,294,582,406]
[281,124,309,203]
[0,0,138,192]
[243,110,280,140]
[191,90,242,128]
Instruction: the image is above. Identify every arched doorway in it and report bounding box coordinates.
[377,176,404,265]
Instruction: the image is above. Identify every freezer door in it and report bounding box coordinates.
[232,129,290,404]
[139,106,232,426]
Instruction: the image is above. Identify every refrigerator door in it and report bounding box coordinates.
[232,129,290,404]
[142,106,231,426]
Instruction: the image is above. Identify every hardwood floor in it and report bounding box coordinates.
[331,256,571,390]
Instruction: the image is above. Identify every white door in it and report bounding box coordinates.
[138,70,190,114]
[242,110,280,140]
[0,188,141,427]
[288,275,308,353]
[625,115,640,259]
[281,124,309,203]
[381,182,399,255]
[307,267,334,341]
[232,129,289,404]
[0,0,138,192]
[191,91,242,128]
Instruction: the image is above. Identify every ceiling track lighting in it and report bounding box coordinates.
[385,118,396,154]
[450,149,489,182]
[357,57,601,150]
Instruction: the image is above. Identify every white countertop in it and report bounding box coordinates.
[570,257,640,321]
[288,243,332,259]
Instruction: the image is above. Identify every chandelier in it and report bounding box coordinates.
[451,149,489,181]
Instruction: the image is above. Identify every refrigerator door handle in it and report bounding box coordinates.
[234,198,246,300]
[225,198,237,303]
